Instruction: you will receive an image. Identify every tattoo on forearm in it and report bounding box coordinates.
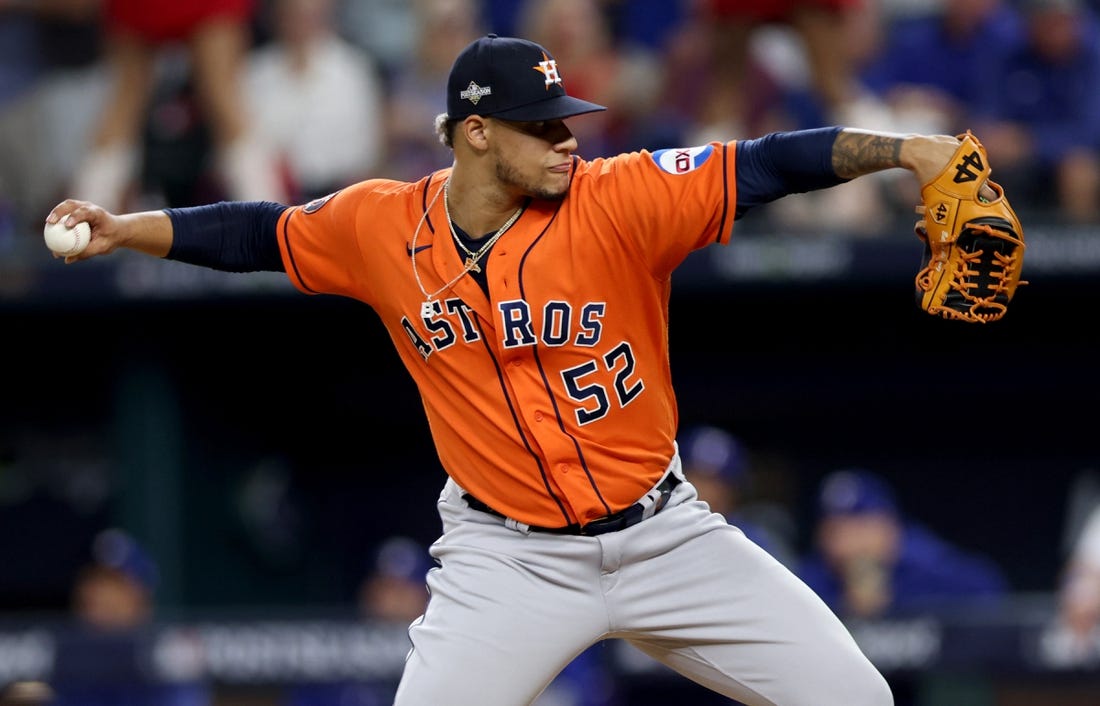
[832,132,904,179]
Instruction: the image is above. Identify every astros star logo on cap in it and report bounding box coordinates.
[533,53,562,89]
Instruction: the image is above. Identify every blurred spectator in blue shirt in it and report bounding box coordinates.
[847,0,1024,219]
[533,643,619,706]
[285,535,432,706]
[679,425,798,569]
[798,469,1009,620]
[971,0,1100,223]
[380,0,484,182]
[600,0,685,53]
[286,535,617,706]
[859,0,1024,137]
[50,529,211,706]
[70,529,160,631]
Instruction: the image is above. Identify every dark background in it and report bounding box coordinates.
[2,256,1094,614]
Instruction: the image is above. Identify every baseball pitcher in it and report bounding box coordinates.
[47,33,1022,706]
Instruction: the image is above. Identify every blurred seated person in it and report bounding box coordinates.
[692,0,867,139]
[245,0,386,203]
[357,535,433,625]
[853,0,1024,217]
[380,0,483,182]
[970,0,1100,223]
[288,535,617,706]
[678,425,797,568]
[797,469,1009,620]
[51,528,211,706]
[859,0,1023,137]
[71,528,159,631]
[71,0,286,213]
[1053,500,1100,654]
[286,535,433,706]
[0,681,53,706]
[678,1,906,235]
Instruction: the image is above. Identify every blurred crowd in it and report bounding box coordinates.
[12,431,1100,705]
[2,0,1100,255]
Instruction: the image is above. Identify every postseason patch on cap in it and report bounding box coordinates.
[651,146,714,175]
[460,81,492,106]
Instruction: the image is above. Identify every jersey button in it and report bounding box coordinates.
[534,411,544,422]
[559,463,570,474]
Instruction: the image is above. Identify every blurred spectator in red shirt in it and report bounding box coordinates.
[70,0,286,213]
[692,0,868,140]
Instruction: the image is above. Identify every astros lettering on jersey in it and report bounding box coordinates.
[277,144,737,528]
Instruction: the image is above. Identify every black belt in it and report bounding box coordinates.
[463,473,681,536]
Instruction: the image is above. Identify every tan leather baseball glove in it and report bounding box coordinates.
[914,131,1027,323]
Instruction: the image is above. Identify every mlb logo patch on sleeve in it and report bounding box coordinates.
[651,146,714,174]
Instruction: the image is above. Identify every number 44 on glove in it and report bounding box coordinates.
[914,130,1027,323]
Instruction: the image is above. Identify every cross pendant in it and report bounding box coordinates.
[465,257,481,273]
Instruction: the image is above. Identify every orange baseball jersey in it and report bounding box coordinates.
[276,144,738,528]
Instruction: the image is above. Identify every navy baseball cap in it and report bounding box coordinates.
[370,536,434,584]
[679,426,748,484]
[92,528,159,593]
[818,469,898,517]
[446,34,606,122]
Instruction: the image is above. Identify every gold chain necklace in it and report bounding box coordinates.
[444,180,523,274]
[410,181,461,317]
[410,179,524,318]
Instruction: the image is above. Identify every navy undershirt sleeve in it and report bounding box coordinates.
[734,126,849,219]
[165,201,287,272]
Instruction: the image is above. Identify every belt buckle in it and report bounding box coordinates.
[579,474,678,536]
[578,511,629,536]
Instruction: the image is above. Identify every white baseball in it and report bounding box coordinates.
[43,220,91,257]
